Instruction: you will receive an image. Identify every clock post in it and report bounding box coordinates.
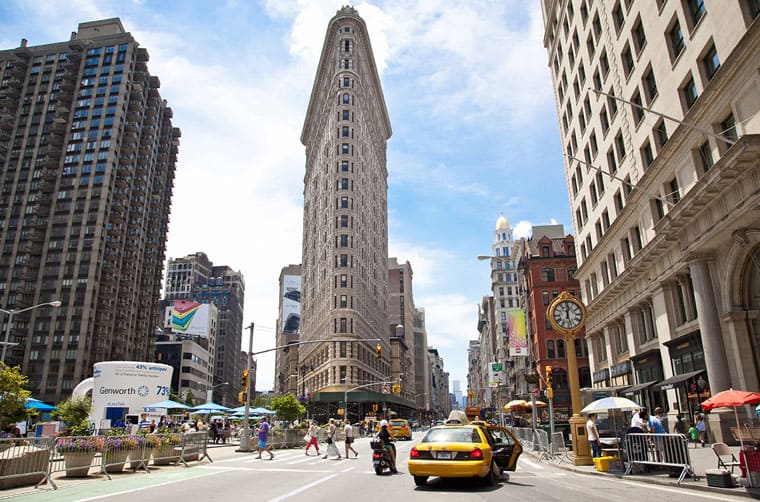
[547,291,593,466]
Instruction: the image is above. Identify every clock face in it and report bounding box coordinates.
[552,300,584,330]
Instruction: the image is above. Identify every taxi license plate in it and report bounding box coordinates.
[436,451,451,460]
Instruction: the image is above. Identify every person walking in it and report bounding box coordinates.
[256,417,275,460]
[305,421,320,456]
[586,413,602,458]
[344,419,358,458]
[649,407,666,461]
[695,413,707,447]
[323,418,341,459]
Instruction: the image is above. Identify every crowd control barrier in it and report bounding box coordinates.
[623,433,696,483]
[179,432,211,466]
[0,437,55,490]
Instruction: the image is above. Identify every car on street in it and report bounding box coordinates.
[389,419,412,440]
[407,419,522,486]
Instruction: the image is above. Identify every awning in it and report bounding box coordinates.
[623,381,657,396]
[653,370,705,391]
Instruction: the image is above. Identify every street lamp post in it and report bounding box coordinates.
[206,381,229,403]
[1,301,62,364]
[238,322,255,452]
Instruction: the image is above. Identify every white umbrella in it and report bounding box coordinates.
[580,396,642,414]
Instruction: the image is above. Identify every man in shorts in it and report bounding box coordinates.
[256,417,274,460]
[344,419,358,458]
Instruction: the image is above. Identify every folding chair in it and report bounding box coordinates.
[712,442,741,473]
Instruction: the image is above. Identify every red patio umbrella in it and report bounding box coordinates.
[701,390,760,410]
[701,389,760,487]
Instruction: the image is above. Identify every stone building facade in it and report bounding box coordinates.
[541,0,760,438]
[299,7,392,403]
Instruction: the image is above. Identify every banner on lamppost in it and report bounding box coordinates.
[508,308,528,357]
[488,362,504,388]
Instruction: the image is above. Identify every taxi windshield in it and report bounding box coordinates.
[389,420,406,427]
[422,427,481,443]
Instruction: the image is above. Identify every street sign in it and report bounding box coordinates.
[381,385,390,394]
[488,361,504,388]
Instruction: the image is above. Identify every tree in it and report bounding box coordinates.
[0,362,30,429]
[183,390,195,407]
[271,394,305,422]
[251,393,273,409]
[54,395,91,435]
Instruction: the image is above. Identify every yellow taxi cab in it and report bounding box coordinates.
[389,419,412,440]
[407,412,522,486]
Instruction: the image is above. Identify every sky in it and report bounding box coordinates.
[0,0,570,393]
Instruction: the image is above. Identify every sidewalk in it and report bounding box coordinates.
[527,442,760,499]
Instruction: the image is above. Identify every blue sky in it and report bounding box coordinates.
[0,0,570,392]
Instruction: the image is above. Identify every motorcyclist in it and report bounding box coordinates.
[377,419,397,473]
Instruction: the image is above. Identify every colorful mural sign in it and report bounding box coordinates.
[508,308,528,357]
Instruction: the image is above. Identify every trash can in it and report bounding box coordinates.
[740,449,760,486]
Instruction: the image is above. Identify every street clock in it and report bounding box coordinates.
[547,291,587,333]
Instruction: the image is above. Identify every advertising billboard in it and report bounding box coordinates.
[170,299,210,337]
[281,274,301,334]
[91,361,173,421]
[488,361,504,388]
[508,308,528,357]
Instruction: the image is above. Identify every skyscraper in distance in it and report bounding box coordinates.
[299,6,392,410]
[0,19,179,402]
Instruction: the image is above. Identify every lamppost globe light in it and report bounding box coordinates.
[49,301,62,308]
[1,300,63,364]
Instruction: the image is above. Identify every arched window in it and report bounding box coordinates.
[343,93,350,104]
[547,340,556,358]
[557,339,566,358]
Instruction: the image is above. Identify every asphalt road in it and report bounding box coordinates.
[11,433,748,502]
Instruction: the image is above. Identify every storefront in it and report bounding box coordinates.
[609,360,633,388]
[625,350,666,414]
[654,333,709,422]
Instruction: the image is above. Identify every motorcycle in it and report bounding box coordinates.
[370,438,396,475]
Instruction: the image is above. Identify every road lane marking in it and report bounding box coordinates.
[76,468,226,501]
[267,473,338,502]
[614,479,737,501]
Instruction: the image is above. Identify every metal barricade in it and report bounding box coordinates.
[623,433,695,483]
[534,429,552,461]
[0,437,55,490]
[179,432,211,466]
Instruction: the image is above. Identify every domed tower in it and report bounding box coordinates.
[488,214,520,370]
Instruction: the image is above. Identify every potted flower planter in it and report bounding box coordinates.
[63,451,95,477]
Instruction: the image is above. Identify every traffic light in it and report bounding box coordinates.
[545,365,553,388]
[238,391,245,404]
[372,403,378,412]
[392,384,401,394]
[375,343,382,360]
[241,369,249,391]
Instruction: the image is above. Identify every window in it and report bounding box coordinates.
[340,196,348,208]
[600,50,610,77]
[632,17,647,54]
[615,132,626,162]
[668,177,681,205]
[614,190,624,212]
[341,160,349,171]
[343,76,350,87]
[654,120,668,149]
[342,126,349,137]
[557,339,566,358]
[702,43,720,79]
[607,147,617,173]
[600,108,610,134]
[342,93,350,104]
[621,44,634,77]
[541,268,556,282]
[698,141,714,171]
[682,76,698,110]
[722,113,738,142]
[342,110,350,121]
[669,20,685,60]
[542,291,551,305]
[613,1,625,32]
[643,68,658,103]
[631,90,644,125]
[640,140,654,169]
[341,143,349,154]
[686,0,706,28]
[547,340,556,359]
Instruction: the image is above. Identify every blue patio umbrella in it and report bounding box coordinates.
[191,402,231,412]
[143,399,190,410]
[250,407,276,415]
[25,398,56,411]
